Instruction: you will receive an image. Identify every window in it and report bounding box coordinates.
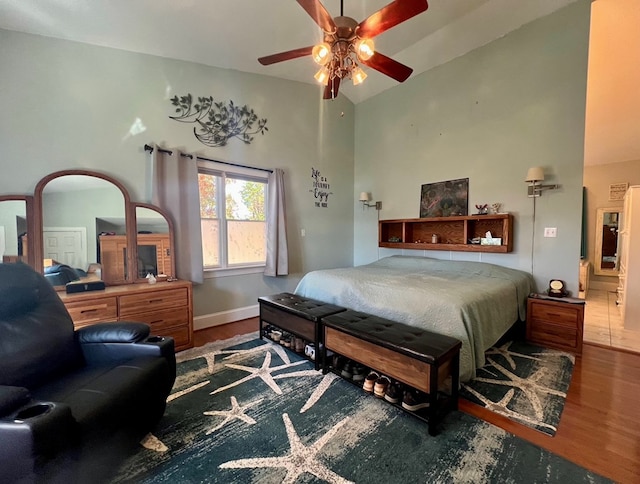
[198,161,268,272]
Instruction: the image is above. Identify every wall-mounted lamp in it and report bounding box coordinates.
[525,167,560,197]
[359,192,382,210]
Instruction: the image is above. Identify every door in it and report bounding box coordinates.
[43,227,86,269]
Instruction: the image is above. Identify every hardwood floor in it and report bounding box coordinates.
[192,319,640,484]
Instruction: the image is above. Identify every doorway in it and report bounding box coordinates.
[43,227,87,269]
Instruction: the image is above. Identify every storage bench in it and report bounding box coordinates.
[257,293,346,369]
[321,310,462,435]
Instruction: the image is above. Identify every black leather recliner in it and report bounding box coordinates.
[0,263,176,483]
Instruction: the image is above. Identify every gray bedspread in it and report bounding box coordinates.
[294,255,534,382]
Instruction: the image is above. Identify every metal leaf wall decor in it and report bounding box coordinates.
[169,94,268,147]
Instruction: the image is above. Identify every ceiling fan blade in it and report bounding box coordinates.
[323,77,341,99]
[258,46,314,65]
[357,0,428,39]
[361,52,413,82]
[297,0,337,33]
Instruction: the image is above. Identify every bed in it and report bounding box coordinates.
[294,255,534,382]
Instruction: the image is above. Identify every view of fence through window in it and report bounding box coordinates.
[199,173,267,268]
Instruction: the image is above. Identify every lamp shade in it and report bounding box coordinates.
[359,192,371,202]
[525,167,545,183]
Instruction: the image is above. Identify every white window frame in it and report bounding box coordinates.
[197,160,269,278]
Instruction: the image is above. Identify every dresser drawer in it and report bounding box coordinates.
[123,307,190,332]
[65,297,118,325]
[119,287,189,317]
[152,324,192,351]
[529,301,579,326]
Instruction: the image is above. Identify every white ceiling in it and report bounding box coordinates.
[0,0,637,166]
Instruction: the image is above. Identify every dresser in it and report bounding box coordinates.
[58,280,193,351]
[617,186,640,330]
[526,294,585,354]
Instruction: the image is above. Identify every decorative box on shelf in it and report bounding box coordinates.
[378,214,513,253]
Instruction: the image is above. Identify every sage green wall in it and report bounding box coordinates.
[583,158,640,287]
[0,29,355,316]
[354,0,591,295]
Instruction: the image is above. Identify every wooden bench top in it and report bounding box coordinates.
[258,293,346,322]
[322,310,461,365]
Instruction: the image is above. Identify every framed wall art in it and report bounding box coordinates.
[420,178,469,218]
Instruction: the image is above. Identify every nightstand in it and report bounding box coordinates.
[526,294,585,354]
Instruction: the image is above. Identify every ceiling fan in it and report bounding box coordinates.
[258,0,429,100]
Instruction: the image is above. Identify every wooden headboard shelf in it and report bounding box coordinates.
[379,214,513,253]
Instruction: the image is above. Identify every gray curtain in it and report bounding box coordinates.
[265,168,288,276]
[150,143,204,283]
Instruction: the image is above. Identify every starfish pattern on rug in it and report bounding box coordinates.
[140,433,169,453]
[210,351,307,396]
[167,380,210,402]
[203,395,264,435]
[219,412,354,484]
[179,342,290,374]
[472,357,567,420]
[461,385,557,433]
[485,341,542,370]
[271,370,341,413]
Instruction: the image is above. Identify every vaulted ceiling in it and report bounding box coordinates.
[1,0,638,166]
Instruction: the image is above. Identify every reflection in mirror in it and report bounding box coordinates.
[594,207,620,276]
[41,175,127,285]
[0,200,28,263]
[135,206,172,279]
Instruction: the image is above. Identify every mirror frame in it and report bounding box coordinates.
[0,195,35,267]
[33,169,136,282]
[132,202,176,281]
[594,207,620,277]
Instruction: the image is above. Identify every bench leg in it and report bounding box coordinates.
[451,352,460,411]
[428,364,439,436]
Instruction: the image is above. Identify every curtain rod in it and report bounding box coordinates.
[143,144,273,173]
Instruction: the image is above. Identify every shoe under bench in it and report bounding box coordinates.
[321,310,462,436]
[257,293,346,370]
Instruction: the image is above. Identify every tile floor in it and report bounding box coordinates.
[583,289,640,352]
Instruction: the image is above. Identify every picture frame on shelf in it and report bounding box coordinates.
[420,178,469,218]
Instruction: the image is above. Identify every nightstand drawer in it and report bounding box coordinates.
[526,296,584,354]
[529,302,579,325]
[119,288,188,316]
[528,321,578,350]
[65,297,118,325]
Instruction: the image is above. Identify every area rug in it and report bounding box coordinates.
[459,340,574,436]
[111,334,605,484]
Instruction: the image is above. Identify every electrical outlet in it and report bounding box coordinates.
[301,229,306,237]
[544,227,557,238]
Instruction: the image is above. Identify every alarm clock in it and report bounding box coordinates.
[548,279,567,297]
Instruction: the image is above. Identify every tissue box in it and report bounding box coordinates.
[480,237,502,246]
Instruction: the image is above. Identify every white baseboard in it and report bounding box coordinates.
[194,304,259,331]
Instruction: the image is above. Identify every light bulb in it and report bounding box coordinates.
[312,43,331,65]
[355,38,374,61]
[352,66,367,86]
[314,66,331,86]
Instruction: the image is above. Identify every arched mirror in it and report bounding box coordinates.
[134,203,175,280]
[34,170,133,286]
[594,207,620,276]
[0,196,34,265]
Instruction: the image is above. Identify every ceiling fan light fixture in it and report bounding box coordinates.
[351,66,367,86]
[355,38,375,61]
[314,66,331,85]
[312,43,332,65]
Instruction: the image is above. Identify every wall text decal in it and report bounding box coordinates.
[310,167,332,208]
[169,94,268,147]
